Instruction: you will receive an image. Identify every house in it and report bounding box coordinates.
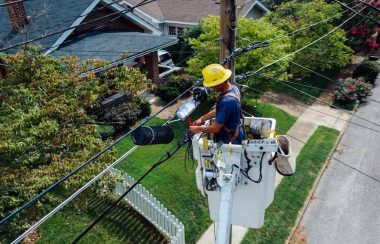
[0,0,178,83]
[121,0,270,37]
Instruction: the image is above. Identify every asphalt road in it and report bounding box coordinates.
[298,83,380,244]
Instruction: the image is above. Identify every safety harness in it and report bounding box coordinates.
[218,90,242,143]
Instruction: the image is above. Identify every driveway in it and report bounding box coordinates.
[295,83,380,243]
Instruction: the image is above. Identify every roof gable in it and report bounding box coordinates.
[0,0,95,52]
[123,0,268,23]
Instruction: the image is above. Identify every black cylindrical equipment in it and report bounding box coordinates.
[131,126,174,145]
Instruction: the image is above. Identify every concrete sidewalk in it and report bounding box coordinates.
[197,99,350,244]
[292,79,380,244]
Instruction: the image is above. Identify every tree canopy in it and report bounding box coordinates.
[0,45,147,241]
[266,0,354,75]
[186,16,292,87]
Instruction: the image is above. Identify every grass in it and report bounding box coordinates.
[243,99,297,133]
[38,193,167,244]
[271,71,337,104]
[115,99,297,243]
[241,126,340,244]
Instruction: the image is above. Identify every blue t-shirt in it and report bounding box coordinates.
[215,86,243,144]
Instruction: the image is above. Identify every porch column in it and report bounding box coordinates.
[145,52,159,84]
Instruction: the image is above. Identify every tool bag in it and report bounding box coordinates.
[275,135,296,176]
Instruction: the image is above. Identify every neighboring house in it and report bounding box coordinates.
[0,0,178,83]
[122,0,270,37]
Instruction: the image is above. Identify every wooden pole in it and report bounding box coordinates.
[220,0,237,82]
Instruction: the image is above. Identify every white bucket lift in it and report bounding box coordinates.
[192,116,282,243]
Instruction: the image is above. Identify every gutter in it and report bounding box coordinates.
[81,38,178,76]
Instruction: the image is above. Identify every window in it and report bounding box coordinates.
[177,27,184,37]
[168,26,176,36]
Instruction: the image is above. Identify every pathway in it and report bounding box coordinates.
[290,77,380,244]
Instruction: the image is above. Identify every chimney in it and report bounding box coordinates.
[5,0,29,32]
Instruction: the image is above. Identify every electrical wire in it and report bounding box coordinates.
[0,77,200,226]
[240,109,380,183]
[71,135,190,243]
[237,81,380,134]
[0,16,270,225]
[235,1,372,80]
[0,0,129,41]
[258,72,380,129]
[264,1,364,43]
[332,0,378,21]
[6,0,371,232]
[241,152,265,183]
[9,114,179,243]
[0,0,156,52]
[0,0,31,7]
[358,0,380,11]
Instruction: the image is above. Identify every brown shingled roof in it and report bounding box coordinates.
[124,0,249,23]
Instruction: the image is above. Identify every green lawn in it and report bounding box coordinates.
[115,99,297,243]
[242,126,340,244]
[38,193,167,244]
[33,99,297,244]
[271,71,337,104]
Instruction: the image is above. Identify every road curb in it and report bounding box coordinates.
[286,113,352,243]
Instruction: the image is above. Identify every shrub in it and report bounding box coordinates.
[96,125,116,139]
[334,77,372,110]
[136,97,151,119]
[353,60,380,84]
[157,74,195,102]
[94,95,151,129]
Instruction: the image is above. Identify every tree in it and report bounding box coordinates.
[0,45,147,241]
[186,16,292,89]
[266,0,354,76]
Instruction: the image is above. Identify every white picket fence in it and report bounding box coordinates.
[112,169,185,244]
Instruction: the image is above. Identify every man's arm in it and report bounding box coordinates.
[193,108,216,125]
[189,122,223,134]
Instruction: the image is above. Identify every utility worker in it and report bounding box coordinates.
[189,64,243,144]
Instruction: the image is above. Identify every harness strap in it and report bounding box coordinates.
[221,92,241,142]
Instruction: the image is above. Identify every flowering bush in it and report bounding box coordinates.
[334,78,372,110]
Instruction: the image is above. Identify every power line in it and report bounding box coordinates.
[238,82,380,135]
[261,73,380,128]
[238,1,373,79]
[227,1,380,138]
[0,77,200,226]
[264,1,363,43]
[332,0,378,21]
[0,0,156,52]
[0,0,124,41]
[284,62,380,105]
[71,135,190,243]
[240,100,380,184]
[0,0,30,7]
[252,15,366,77]
[358,0,380,11]
[0,13,269,226]
[3,0,370,228]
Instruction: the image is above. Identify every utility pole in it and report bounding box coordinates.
[220,0,237,82]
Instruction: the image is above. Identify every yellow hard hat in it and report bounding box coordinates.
[202,64,232,87]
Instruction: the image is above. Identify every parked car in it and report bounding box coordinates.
[158,50,175,66]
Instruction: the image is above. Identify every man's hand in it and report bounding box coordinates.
[193,118,203,126]
[189,126,203,134]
